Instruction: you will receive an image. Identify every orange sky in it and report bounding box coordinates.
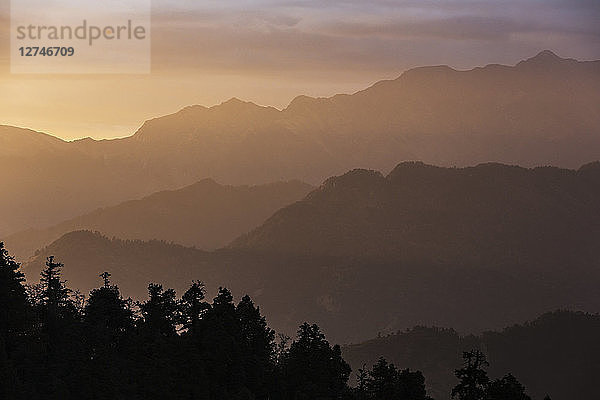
[1,0,599,140]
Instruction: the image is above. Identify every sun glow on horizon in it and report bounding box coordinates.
[0,0,599,140]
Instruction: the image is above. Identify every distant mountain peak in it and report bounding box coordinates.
[215,97,264,112]
[578,161,600,173]
[180,104,209,113]
[388,161,432,172]
[322,169,385,186]
[284,95,322,113]
[517,50,575,68]
[70,137,97,144]
[397,64,456,81]
[534,50,562,60]
[288,94,315,104]
[53,229,106,244]
[222,97,245,106]
[0,125,65,142]
[386,161,442,180]
[313,169,386,198]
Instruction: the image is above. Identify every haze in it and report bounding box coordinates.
[1,0,599,140]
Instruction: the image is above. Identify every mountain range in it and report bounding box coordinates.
[2,50,599,237]
[19,161,600,343]
[342,310,600,400]
[232,161,600,274]
[3,179,312,261]
[231,161,600,305]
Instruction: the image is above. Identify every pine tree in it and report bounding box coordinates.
[84,272,134,351]
[280,323,351,400]
[355,365,370,400]
[202,287,246,398]
[139,283,179,338]
[179,281,209,333]
[0,243,30,399]
[33,256,82,399]
[486,374,531,400]
[236,294,276,399]
[37,255,79,345]
[452,350,489,400]
[0,243,29,344]
[39,256,72,312]
[367,358,399,400]
[364,357,429,400]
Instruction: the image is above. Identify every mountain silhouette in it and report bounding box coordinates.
[2,51,599,236]
[3,179,312,261]
[19,162,600,343]
[0,125,65,156]
[343,311,600,400]
[232,161,600,269]
[21,230,563,344]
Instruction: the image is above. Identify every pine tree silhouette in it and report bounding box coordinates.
[452,350,489,400]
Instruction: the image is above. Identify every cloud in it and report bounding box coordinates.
[325,16,533,41]
[2,0,599,75]
[147,0,600,75]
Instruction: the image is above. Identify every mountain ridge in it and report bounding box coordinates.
[2,50,599,236]
[16,161,600,343]
[343,310,600,400]
[3,178,313,261]
[6,49,593,144]
[230,161,600,295]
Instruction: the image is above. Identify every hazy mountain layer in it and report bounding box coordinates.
[18,161,600,342]
[3,179,312,261]
[2,50,599,235]
[20,226,597,345]
[231,161,600,293]
[343,311,600,400]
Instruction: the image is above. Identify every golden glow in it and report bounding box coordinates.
[1,0,599,140]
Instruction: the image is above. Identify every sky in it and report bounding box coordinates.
[0,0,599,140]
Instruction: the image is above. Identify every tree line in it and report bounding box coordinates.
[0,242,541,399]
